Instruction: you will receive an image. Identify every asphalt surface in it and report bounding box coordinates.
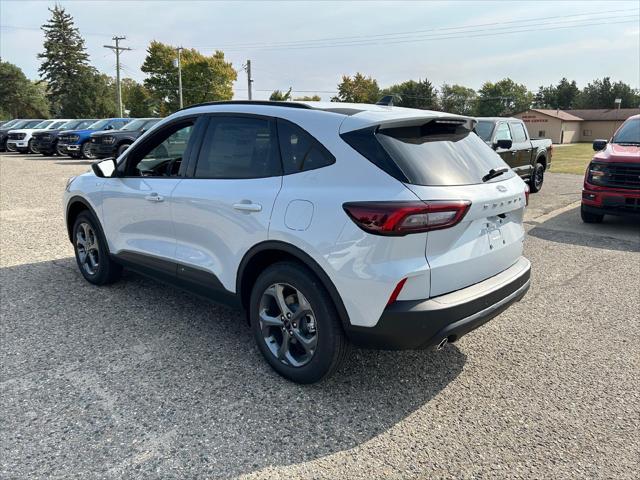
[1,153,639,479]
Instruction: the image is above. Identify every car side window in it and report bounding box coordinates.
[494,123,512,142]
[277,119,335,174]
[194,116,281,179]
[124,121,194,177]
[510,123,527,143]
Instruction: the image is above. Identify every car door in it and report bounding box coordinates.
[493,122,516,167]
[101,117,202,271]
[171,114,283,294]
[509,122,533,176]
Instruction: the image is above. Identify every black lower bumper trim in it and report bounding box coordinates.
[345,258,531,350]
[582,203,640,218]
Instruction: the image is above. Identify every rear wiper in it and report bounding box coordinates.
[483,167,509,182]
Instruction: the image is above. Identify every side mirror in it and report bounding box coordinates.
[593,139,607,151]
[91,158,117,178]
[493,139,512,150]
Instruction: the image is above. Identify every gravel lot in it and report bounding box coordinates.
[1,153,639,479]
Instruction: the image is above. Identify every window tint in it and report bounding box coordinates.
[195,116,280,179]
[475,121,494,141]
[277,120,335,174]
[495,123,512,141]
[345,121,514,186]
[510,123,527,143]
[126,122,194,177]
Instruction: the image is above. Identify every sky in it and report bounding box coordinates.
[1,0,639,101]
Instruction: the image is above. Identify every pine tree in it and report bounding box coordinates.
[38,5,92,115]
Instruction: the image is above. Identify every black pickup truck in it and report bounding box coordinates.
[475,117,553,192]
[90,118,161,159]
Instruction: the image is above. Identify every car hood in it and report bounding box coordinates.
[60,129,95,136]
[91,130,141,138]
[594,143,640,164]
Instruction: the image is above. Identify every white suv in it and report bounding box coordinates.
[64,101,531,383]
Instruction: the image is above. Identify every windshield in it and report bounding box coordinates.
[48,121,68,129]
[88,119,111,130]
[120,119,148,131]
[33,120,54,129]
[475,121,495,142]
[22,120,45,128]
[612,118,640,144]
[2,119,20,129]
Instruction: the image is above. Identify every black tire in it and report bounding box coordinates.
[249,261,349,384]
[529,162,545,193]
[80,141,95,160]
[116,143,131,157]
[72,211,122,285]
[28,138,39,154]
[581,205,604,224]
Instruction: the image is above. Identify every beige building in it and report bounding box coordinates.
[513,108,639,144]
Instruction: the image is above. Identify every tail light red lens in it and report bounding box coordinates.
[342,200,471,236]
[387,278,408,305]
[524,184,530,206]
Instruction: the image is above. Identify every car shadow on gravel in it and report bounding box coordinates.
[1,258,466,479]
[528,206,640,253]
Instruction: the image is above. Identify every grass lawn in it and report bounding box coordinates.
[550,143,594,175]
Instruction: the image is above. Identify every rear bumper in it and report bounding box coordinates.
[345,257,531,350]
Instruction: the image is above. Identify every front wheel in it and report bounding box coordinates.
[72,211,122,285]
[28,139,39,154]
[581,205,604,223]
[117,143,131,157]
[249,262,349,384]
[80,141,95,160]
[529,162,545,192]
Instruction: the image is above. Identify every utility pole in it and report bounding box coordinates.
[103,36,131,117]
[244,60,253,100]
[176,47,184,109]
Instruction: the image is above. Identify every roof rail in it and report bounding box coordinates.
[178,100,314,112]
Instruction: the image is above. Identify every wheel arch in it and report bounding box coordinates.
[66,196,102,243]
[536,152,547,169]
[237,241,351,329]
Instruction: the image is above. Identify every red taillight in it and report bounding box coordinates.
[524,184,530,206]
[387,278,407,306]
[342,200,471,236]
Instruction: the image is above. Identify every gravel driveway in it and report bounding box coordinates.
[1,153,639,479]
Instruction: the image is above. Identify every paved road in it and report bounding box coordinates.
[1,153,639,479]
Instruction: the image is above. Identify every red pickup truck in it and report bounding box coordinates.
[581,114,640,223]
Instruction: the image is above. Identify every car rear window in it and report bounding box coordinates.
[342,120,514,186]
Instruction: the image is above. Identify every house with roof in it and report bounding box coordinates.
[513,108,639,144]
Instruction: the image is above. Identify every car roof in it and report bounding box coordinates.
[175,100,471,134]
[475,117,521,122]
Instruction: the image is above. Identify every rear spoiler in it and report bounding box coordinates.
[339,112,476,134]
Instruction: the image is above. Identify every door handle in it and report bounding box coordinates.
[233,202,262,212]
[145,193,164,202]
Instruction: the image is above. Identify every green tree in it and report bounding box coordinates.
[122,78,154,116]
[270,88,292,101]
[38,5,94,116]
[141,41,236,114]
[333,73,380,103]
[0,61,50,118]
[476,78,533,116]
[533,78,580,109]
[293,95,321,101]
[575,77,640,109]
[439,83,477,115]
[380,78,437,109]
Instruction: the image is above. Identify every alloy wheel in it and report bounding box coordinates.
[81,142,95,159]
[76,222,100,275]
[258,283,318,367]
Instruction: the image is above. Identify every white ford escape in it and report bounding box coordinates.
[64,101,531,383]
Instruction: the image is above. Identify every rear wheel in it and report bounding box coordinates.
[249,262,349,384]
[581,205,604,223]
[72,211,122,285]
[529,162,545,192]
[80,141,95,160]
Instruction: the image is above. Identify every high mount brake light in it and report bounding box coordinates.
[342,200,471,236]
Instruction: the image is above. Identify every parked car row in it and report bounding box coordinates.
[0,117,161,159]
